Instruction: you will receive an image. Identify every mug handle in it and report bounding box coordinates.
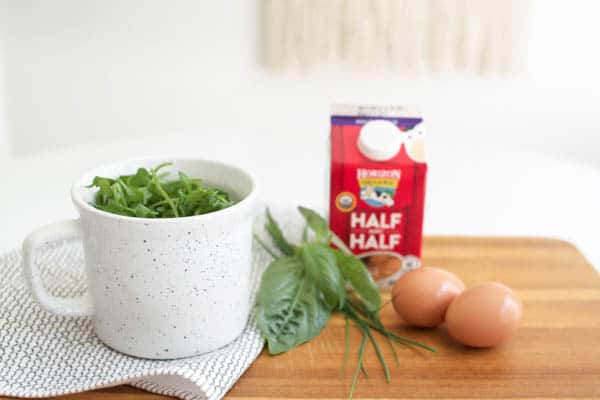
[22,219,94,317]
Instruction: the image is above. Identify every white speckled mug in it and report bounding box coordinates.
[22,157,257,359]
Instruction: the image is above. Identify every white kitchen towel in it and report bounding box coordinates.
[0,235,273,400]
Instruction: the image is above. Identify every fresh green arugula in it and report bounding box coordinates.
[255,207,435,399]
[87,162,234,218]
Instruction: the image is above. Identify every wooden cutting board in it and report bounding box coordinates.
[6,237,600,399]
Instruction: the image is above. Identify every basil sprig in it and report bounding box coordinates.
[255,207,435,399]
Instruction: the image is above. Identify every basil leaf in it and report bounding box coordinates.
[301,243,345,310]
[265,209,296,256]
[298,206,331,243]
[334,250,381,313]
[256,256,330,354]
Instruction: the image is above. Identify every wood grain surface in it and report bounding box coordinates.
[4,237,600,400]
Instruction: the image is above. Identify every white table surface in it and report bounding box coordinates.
[2,133,599,270]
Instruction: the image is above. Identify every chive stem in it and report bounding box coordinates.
[366,328,390,383]
[343,313,350,374]
[349,331,367,400]
[344,302,436,353]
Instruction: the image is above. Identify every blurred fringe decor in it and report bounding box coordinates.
[260,0,532,76]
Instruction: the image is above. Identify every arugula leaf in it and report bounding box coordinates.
[334,250,381,313]
[87,177,114,204]
[255,256,330,354]
[117,178,144,204]
[129,168,151,187]
[88,163,234,218]
[133,203,159,218]
[298,206,331,243]
[301,243,345,310]
[150,164,179,217]
[265,208,296,256]
[109,181,128,207]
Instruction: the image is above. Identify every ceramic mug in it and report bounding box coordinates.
[22,157,257,359]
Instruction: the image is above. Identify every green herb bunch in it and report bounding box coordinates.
[255,207,435,399]
[88,162,234,218]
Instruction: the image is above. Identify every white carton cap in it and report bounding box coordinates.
[357,120,402,161]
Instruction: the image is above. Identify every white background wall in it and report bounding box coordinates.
[0,0,599,266]
[0,0,257,155]
[0,0,597,161]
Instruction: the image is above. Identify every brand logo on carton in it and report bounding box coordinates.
[356,169,401,180]
[357,168,401,208]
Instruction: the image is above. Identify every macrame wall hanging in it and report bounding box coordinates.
[260,0,532,76]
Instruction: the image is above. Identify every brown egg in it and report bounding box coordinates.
[392,267,465,327]
[446,282,522,348]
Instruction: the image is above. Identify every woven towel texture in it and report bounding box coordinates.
[0,236,272,400]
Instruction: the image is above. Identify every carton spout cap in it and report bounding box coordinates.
[357,120,402,161]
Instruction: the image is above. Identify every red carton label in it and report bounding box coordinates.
[329,105,427,288]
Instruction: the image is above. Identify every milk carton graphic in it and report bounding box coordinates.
[329,104,427,289]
